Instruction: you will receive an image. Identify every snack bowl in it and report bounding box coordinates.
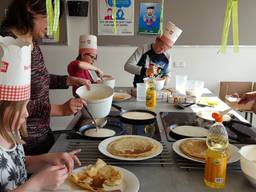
[239,145,256,188]
[143,77,165,91]
[155,77,165,91]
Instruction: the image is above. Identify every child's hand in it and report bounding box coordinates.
[96,68,104,79]
[43,149,81,173]
[33,165,68,191]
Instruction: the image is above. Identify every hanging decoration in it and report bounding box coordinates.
[220,0,239,53]
[113,0,117,33]
[46,0,60,41]
[160,0,164,35]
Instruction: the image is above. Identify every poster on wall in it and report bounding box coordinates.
[138,2,161,35]
[98,0,134,36]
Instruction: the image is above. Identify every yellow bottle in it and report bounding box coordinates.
[204,113,229,189]
[146,78,156,110]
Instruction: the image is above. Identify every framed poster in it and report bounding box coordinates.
[138,2,161,35]
[98,0,134,36]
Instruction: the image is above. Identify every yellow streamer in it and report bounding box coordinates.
[113,0,117,33]
[232,0,239,53]
[160,0,164,35]
[220,0,239,53]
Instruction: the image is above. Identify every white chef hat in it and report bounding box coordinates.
[0,36,32,101]
[79,34,97,55]
[157,21,182,47]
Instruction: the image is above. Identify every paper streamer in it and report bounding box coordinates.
[232,0,239,53]
[46,0,60,41]
[46,0,54,36]
[220,0,239,53]
[160,0,165,35]
[113,0,117,33]
[53,0,60,33]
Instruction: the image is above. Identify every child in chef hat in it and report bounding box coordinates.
[67,34,105,96]
[0,36,81,191]
[125,21,182,88]
[147,21,183,77]
[157,21,182,49]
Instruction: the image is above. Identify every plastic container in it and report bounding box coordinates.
[136,83,146,101]
[175,75,187,95]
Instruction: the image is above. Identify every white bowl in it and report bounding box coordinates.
[102,75,115,89]
[239,145,256,188]
[76,84,113,118]
[143,77,165,91]
[155,78,165,91]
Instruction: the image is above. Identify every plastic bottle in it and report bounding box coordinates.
[204,112,229,189]
[146,64,155,77]
[146,77,156,110]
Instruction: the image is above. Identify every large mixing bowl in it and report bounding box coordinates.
[76,84,114,118]
[239,145,256,188]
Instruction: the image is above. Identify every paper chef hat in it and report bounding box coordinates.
[158,21,183,47]
[0,36,32,101]
[79,34,97,55]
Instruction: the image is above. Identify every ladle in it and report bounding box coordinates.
[83,104,99,132]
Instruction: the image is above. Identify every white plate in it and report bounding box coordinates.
[172,138,240,164]
[113,92,132,102]
[98,135,163,161]
[58,166,140,192]
[196,111,231,122]
[172,125,208,137]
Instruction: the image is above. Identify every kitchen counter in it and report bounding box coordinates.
[50,88,255,192]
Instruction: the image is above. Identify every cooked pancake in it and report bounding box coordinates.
[121,111,155,120]
[107,137,159,158]
[113,94,126,100]
[180,139,208,160]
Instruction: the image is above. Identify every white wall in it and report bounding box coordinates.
[41,2,256,130]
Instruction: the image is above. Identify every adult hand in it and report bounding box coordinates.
[42,149,81,173]
[238,91,256,104]
[62,98,86,115]
[66,76,91,90]
[33,165,68,191]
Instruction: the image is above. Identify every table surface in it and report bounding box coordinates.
[50,88,255,192]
